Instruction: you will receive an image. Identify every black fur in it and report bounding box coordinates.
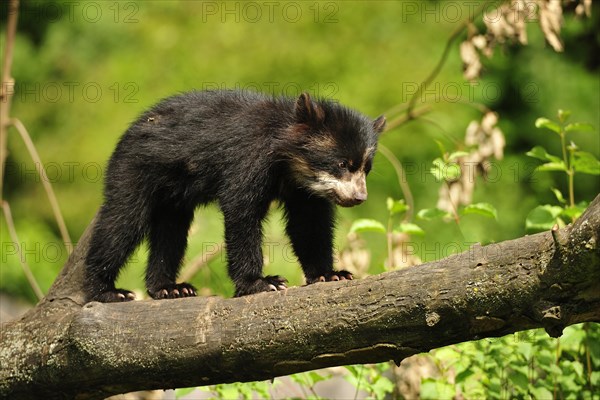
[84,90,385,302]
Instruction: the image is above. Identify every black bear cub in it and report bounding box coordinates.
[85,90,385,302]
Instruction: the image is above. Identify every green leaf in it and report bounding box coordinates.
[549,363,563,376]
[561,202,588,220]
[560,324,587,350]
[235,382,254,398]
[307,371,328,384]
[537,348,555,365]
[567,140,579,152]
[517,342,533,360]
[487,376,502,397]
[417,208,452,220]
[526,146,562,163]
[435,347,460,364]
[461,203,498,220]
[525,205,564,232]
[591,371,600,387]
[349,219,386,234]
[395,222,425,236]
[249,381,274,398]
[448,151,470,161]
[551,188,566,204]
[535,117,561,134]
[564,122,594,132]
[536,161,567,172]
[530,386,553,400]
[386,198,409,215]
[444,163,462,181]
[216,385,242,399]
[370,376,394,398]
[430,158,462,182]
[558,109,571,123]
[572,151,600,175]
[420,379,438,399]
[455,368,474,383]
[508,369,529,391]
[175,387,196,398]
[430,158,446,182]
[571,360,584,378]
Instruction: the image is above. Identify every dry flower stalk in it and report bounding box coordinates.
[459,0,589,80]
[437,112,506,213]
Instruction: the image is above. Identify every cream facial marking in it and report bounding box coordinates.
[309,170,368,207]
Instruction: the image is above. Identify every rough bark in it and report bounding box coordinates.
[1,195,599,399]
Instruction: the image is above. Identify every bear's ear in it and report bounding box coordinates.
[373,115,386,135]
[294,92,325,125]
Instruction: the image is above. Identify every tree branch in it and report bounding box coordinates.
[1,195,599,399]
[406,0,501,117]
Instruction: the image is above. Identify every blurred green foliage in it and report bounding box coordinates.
[1,0,599,397]
[3,0,597,300]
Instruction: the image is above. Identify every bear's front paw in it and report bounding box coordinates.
[91,289,136,303]
[234,275,288,297]
[306,270,353,285]
[148,283,197,300]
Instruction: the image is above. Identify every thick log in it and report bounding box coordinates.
[1,195,599,399]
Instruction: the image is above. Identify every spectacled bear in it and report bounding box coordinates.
[85,90,385,302]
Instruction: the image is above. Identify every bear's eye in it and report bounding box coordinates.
[338,160,348,169]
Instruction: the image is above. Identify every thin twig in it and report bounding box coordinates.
[383,105,431,132]
[406,0,500,118]
[353,365,365,400]
[386,215,394,269]
[1,200,44,300]
[418,116,462,147]
[0,0,20,201]
[9,118,72,251]
[584,322,593,392]
[554,337,560,399]
[377,144,414,222]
